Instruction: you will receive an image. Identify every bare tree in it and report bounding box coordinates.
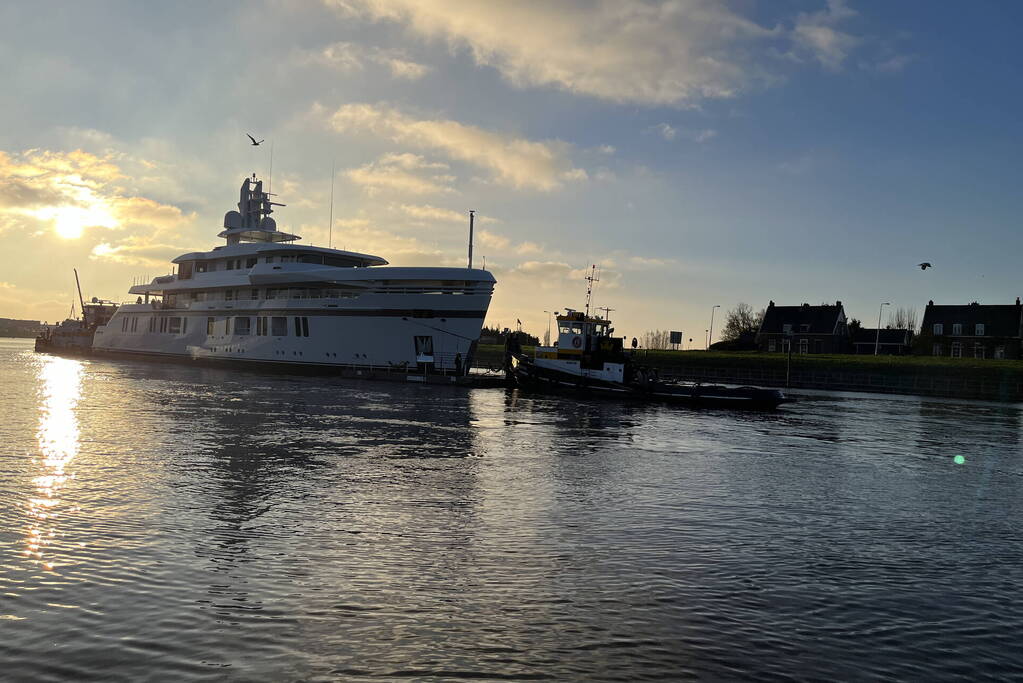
[641,329,670,350]
[887,307,918,332]
[720,303,764,342]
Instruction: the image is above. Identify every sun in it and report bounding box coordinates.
[34,204,117,239]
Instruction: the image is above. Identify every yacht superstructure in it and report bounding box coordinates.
[92,175,495,376]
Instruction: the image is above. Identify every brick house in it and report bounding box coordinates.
[756,301,851,354]
[851,328,914,355]
[917,299,1023,359]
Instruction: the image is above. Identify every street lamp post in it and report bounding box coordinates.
[708,305,720,350]
[875,302,890,355]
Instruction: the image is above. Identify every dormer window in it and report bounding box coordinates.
[952,323,962,335]
[800,324,810,333]
[933,323,943,335]
[782,324,792,333]
[976,323,985,336]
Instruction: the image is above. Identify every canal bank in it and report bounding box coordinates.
[477,345,1023,402]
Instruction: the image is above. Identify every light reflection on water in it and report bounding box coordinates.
[2,338,1023,680]
[28,355,83,572]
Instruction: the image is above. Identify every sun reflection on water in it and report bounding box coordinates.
[28,356,84,570]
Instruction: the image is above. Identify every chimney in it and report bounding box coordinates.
[928,300,934,306]
[768,300,774,307]
[1016,297,1020,306]
[836,300,842,307]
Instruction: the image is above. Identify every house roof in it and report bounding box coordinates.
[759,302,844,335]
[921,302,1022,337]
[852,328,912,345]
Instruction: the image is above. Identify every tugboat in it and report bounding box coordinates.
[505,276,791,410]
[35,270,118,354]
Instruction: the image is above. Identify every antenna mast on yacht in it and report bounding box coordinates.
[467,210,475,269]
[328,159,335,249]
[584,264,600,317]
[268,140,274,195]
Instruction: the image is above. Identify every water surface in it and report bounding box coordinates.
[2,337,1022,680]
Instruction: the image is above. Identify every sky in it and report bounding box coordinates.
[1,0,1021,345]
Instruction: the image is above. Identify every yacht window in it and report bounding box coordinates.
[160,317,168,333]
[182,317,187,333]
[294,316,302,336]
[195,262,208,273]
[302,317,309,337]
[148,317,155,333]
[280,255,295,263]
[266,288,278,299]
[293,317,310,337]
[207,317,215,335]
[265,256,275,264]
[246,257,257,268]
[271,316,288,336]
[225,289,234,301]
[169,317,181,334]
[299,254,323,264]
[256,317,267,336]
[234,317,250,335]
[178,262,193,280]
[250,289,260,300]
[324,256,354,268]
[414,335,434,356]
[226,260,234,270]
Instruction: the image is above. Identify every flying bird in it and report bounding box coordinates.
[246,133,264,146]
[918,262,932,270]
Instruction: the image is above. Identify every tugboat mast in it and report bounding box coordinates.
[584,264,600,317]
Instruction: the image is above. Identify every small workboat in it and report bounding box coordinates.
[505,308,791,410]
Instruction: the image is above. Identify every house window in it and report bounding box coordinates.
[976,323,985,336]
[932,343,943,356]
[813,339,822,354]
[271,316,288,336]
[798,339,808,355]
[800,324,811,333]
[782,324,792,334]
[207,317,215,335]
[768,339,777,352]
[234,316,249,335]
[952,323,962,335]
[951,341,962,358]
[995,346,1005,359]
[933,323,944,335]
[974,343,985,359]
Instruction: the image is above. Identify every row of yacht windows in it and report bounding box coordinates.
[181,253,366,278]
[163,284,485,306]
[121,314,310,337]
[212,316,309,337]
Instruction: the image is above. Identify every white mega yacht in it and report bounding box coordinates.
[92,175,495,377]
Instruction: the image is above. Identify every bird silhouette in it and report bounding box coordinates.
[918,262,932,270]
[246,133,264,146]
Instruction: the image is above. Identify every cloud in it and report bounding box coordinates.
[0,148,192,241]
[299,41,432,79]
[870,53,916,74]
[329,103,585,191]
[346,152,455,196]
[330,0,780,106]
[655,123,677,141]
[790,0,859,70]
[90,239,192,268]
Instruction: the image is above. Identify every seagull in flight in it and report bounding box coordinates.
[246,133,264,146]
[918,262,932,270]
